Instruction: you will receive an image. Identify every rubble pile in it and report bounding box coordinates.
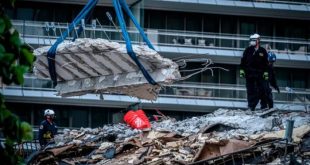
[152,108,310,138]
[27,109,310,165]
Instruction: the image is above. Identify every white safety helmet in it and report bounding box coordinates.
[249,33,260,46]
[44,109,55,116]
[250,33,260,40]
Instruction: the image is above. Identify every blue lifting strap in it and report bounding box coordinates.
[113,0,157,85]
[47,0,98,87]
[119,0,154,50]
[72,5,95,42]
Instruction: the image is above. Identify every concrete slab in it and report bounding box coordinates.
[34,38,181,100]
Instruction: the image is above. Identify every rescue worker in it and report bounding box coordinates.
[240,34,269,111]
[260,45,280,109]
[38,109,58,148]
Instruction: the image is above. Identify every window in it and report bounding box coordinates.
[146,10,166,29]
[167,11,184,30]
[240,17,256,35]
[68,109,89,128]
[273,68,290,88]
[291,69,306,88]
[257,18,273,37]
[186,13,202,32]
[203,14,219,33]
[6,103,32,124]
[54,7,72,23]
[219,65,236,84]
[34,8,54,22]
[91,108,112,127]
[16,8,34,21]
[202,64,219,83]
[221,16,237,34]
[275,19,308,39]
[182,62,203,83]
[94,7,115,26]
[4,8,14,19]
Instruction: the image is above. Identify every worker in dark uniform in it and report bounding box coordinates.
[260,45,280,109]
[240,34,269,111]
[38,109,58,148]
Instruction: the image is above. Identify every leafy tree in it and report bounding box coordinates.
[0,0,35,164]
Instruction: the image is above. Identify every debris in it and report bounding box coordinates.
[199,123,235,134]
[104,147,116,159]
[300,131,310,153]
[26,108,310,164]
[33,38,181,100]
[251,125,310,143]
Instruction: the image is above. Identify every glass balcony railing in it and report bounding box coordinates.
[13,20,310,55]
[163,82,310,104]
[3,76,309,104]
[239,0,310,5]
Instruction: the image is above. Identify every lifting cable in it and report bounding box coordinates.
[113,0,157,85]
[47,0,98,87]
[47,0,157,87]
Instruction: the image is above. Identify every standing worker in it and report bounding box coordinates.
[38,109,58,148]
[260,45,280,109]
[240,34,269,111]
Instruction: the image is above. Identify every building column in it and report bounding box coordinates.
[129,0,144,42]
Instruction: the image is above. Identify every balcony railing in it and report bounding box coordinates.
[12,20,310,55]
[239,0,310,5]
[3,75,309,105]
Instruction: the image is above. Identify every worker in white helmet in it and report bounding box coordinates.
[240,33,269,111]
[38,109,58,147]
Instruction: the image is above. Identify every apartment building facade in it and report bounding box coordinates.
[2,0,310,128]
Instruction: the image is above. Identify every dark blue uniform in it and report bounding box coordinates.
[38,120,57,147]
[240,46,269,110]
[260,63,279,109]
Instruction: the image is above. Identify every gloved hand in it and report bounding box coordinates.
[240,69,245,78]
[263,72,269,80]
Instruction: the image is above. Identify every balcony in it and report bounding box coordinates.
[2,76,309,112]
[143,0,310,20]
[240,0,310,5]
[13,20,310,68]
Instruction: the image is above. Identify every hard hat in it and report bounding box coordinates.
[250,33,260,40]
[44,109,55,116]
[268,52,276,63]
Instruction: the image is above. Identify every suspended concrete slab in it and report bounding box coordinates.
[33,38,181,100]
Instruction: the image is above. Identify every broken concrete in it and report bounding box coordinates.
[26,108,310,164]
[33,38,181,100]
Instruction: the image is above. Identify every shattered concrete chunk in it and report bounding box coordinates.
[27,108,310,165]
[33,38,181,100]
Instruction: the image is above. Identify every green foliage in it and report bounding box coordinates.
[0,0,35,164]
